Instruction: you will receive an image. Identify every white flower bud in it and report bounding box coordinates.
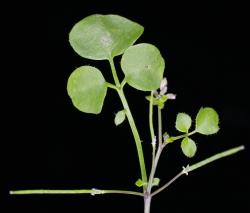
[159,78,168,95]
[160,78,168,91]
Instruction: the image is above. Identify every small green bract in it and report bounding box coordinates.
[114,110,126,126]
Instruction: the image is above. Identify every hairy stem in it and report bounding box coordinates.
[109,59,147,188]
[10,189,143,197]
[152,145,245,197]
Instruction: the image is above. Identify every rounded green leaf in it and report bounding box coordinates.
[69,14,144,60]
[181,137,197,158]
[114,110,126,126]
[195,107,219,135]
[67,66,107,114]
[121,43,165,91]
[175,113,192,133]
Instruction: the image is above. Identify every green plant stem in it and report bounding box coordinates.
[149,91,156,168]
[147,107,163,193]
[149,91,155,142]
[118,89,148,186]
[158,106,163,146]
[121,78,127,89]
[106,82,118,90]
[144,153,163,213]
[151,145,245,197]
[147,145,163,193]
[188,145,245,172]
[10,189,143,197]
[167,130,196,142]
[109,58,120,87]
[145,107,164,213]
[151,171,183,197]
[109,59,148,188]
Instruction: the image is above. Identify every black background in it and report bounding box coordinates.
[1,1,249,212]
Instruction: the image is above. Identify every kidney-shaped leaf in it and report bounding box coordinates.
[121,43,165,91]
[67,66,107,114]
[195,107,219,135]
[69,14,144,60]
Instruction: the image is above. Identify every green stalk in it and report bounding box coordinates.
[187,145,245,172]
[109,58,121,87]
[118,89,148,186]
[109,59,148,187]
[10,189,143,197]
[145,106,164,213]
[149,91,155,142]
[151,145,245,197]
[106,82,118,90]
[149,91,156,171]
[147,107,164,194]
[157,106,163,146]
[166,130,196,143]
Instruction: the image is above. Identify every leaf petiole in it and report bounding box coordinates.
[120,78,127,89]
[106,82,118,90]
[166,130,196,143]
